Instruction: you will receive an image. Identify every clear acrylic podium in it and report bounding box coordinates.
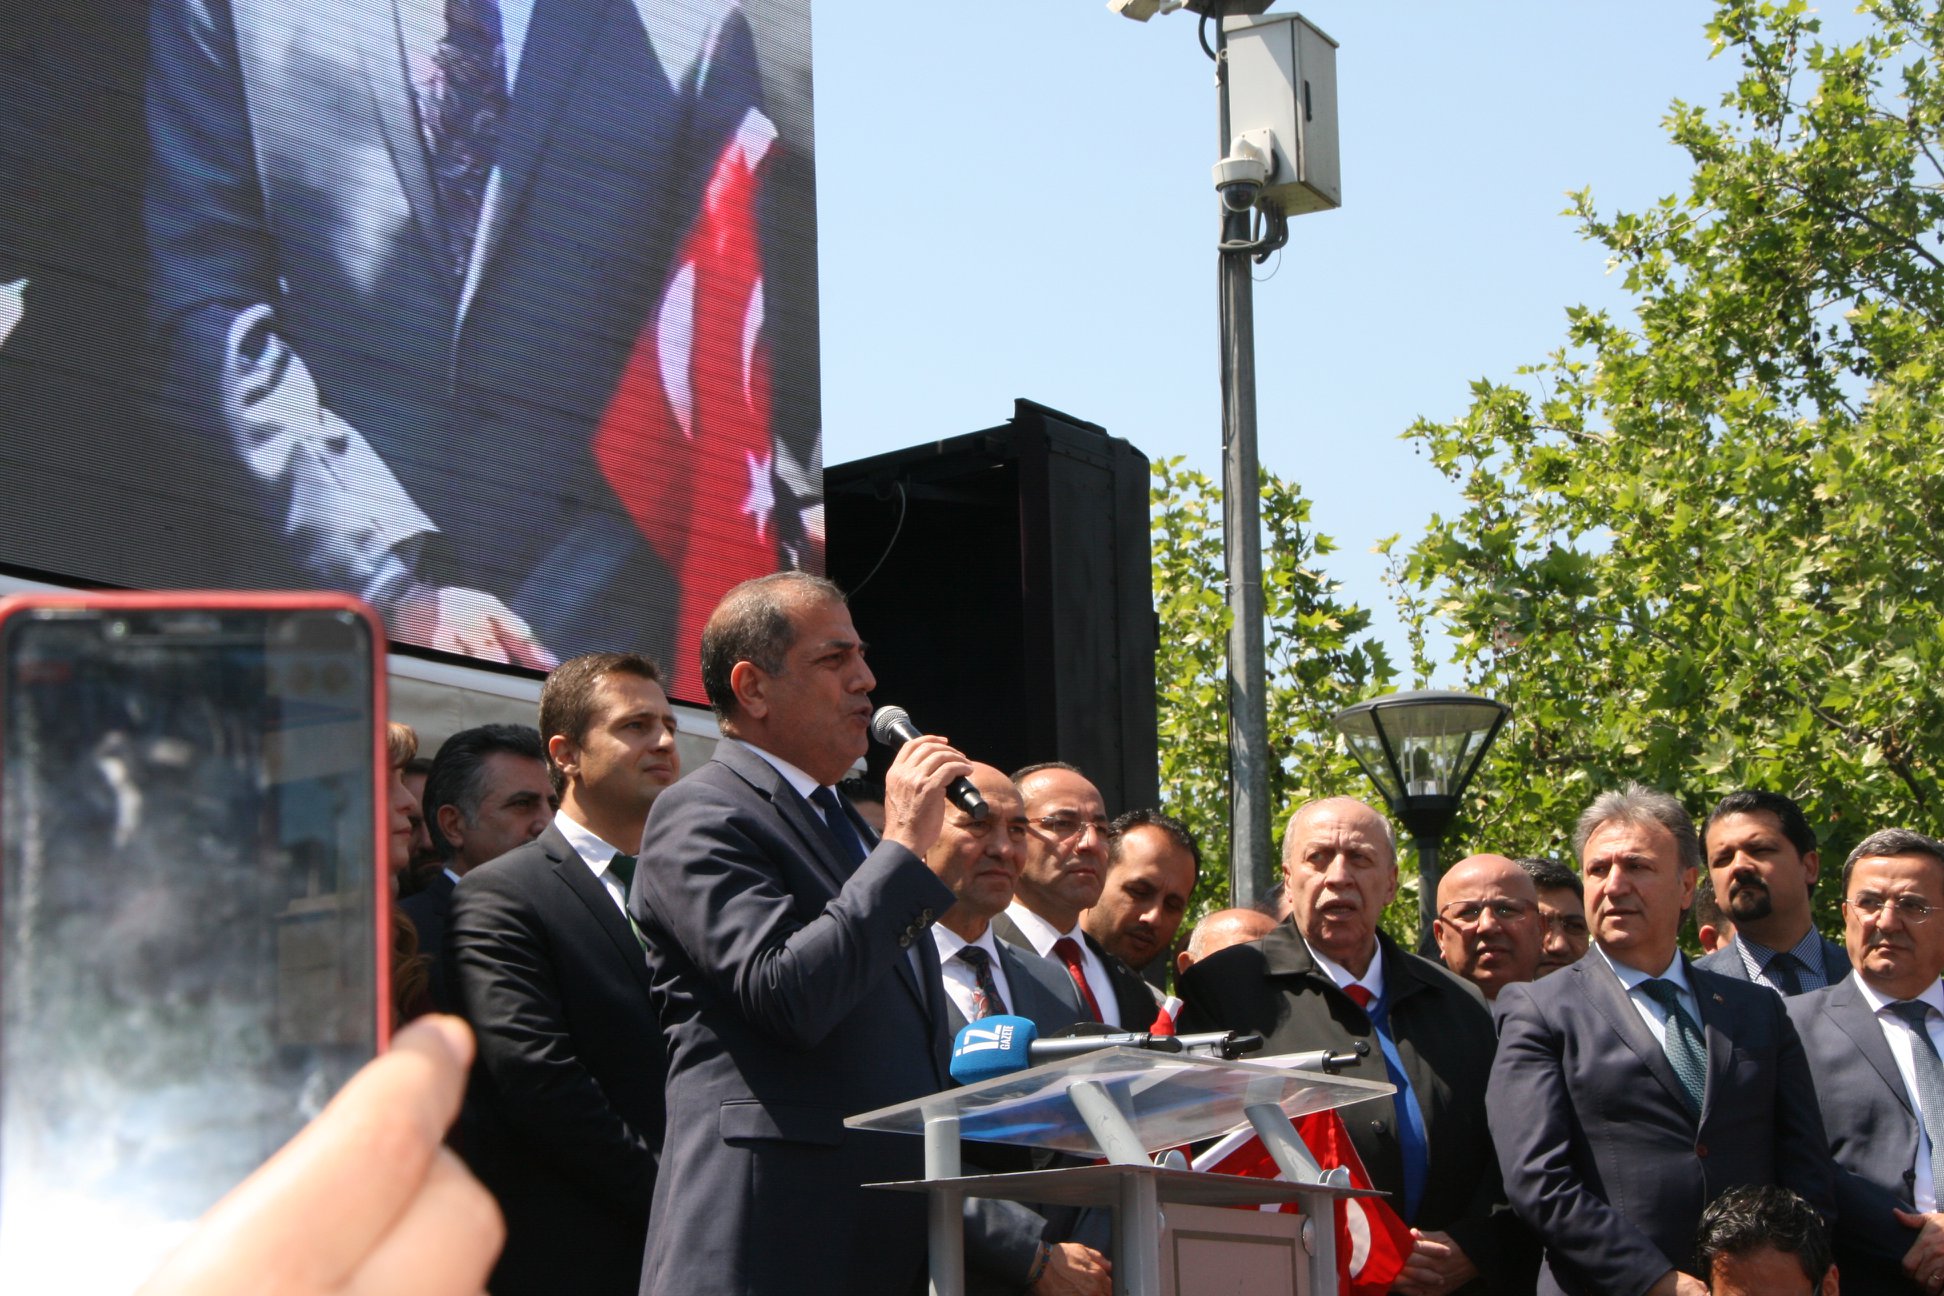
[847,1048,1394,1296]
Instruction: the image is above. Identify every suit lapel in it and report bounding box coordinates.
[1828,975,1914,1114]
[1581,956,1694,1115]
[1822,936,1853,985]
[543,824,655,998]
[1691,961,1734,1118]
[357,0,454,277]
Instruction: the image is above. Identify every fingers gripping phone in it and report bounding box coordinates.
[0,593,389,1291]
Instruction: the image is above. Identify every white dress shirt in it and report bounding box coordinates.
[1855,972,1944,1212]
[1308,940,1387,1004]
[1596,945,1702,1052]
[554,810,633,915]
[932,925,1017,1024]
[1003,901,1122,1028]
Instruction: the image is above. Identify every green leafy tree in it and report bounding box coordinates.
[1392,0,1944,936]
[1150,458,1395,914]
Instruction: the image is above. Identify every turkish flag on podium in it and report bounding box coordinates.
[1192,1109,1412,1295]
[594,96,778,703]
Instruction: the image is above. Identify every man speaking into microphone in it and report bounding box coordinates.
[631,572,968,1296]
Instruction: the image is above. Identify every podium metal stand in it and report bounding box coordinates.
[847,1048,1393,1296]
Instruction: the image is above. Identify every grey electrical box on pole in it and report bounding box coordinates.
[1222,12,1341,215]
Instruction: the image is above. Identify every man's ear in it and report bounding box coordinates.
[547,733,579,786]
[436,802,468,852]
[729,660,770,720]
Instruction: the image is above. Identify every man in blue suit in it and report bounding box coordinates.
[1697,790,1849,994]
[631,572,969,1295]
[1788,828,1944,1293]
[1489,783,1833,1296]
[144,0,801,666]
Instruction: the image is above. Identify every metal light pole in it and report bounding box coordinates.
[1113,2,1339,908]
[1331,690,1511,951]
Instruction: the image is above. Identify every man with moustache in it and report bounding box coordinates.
[1787,828,1944,1291]
[630,572,969,1295]
[991,764,1155,1029]
[1433,854,1545,1002]
[446,654,679,1296]
[1082,809,1200,981]
[1518,857,1591,977]
[1489,784,1831,1296]
[1698,791,1848,995]
[925,763,1112,1296]
[1179,797,1511,1295]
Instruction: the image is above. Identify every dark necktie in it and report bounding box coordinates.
[608,852,636,891]
[808,786,868,867]
[429,0,507,282]
[1344,982,1431,1220]
[1641,979,1708,1116]
[956,946,1008,1020]
[1766,951,1804,995]
[1888,1000,1944,1192]
[1052,936,1105,1022]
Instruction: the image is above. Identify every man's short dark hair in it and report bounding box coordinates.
[424,724,548,858]
[1703,789,1818,860]
[698,572,846,723]
[1841,827,1944,895]
[1692,873,1726,934]
[1516,856,1581,899]
[1696,1184,1832,1286]
[1010,761,1086,786]
[403,754,435,780]
[1109,808,1201,883]
[539,653,664,794]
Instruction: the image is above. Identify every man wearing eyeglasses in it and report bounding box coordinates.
[989,763,1156,1030]
[1788,828,1944,1292]
[1489,783,1831,1296]
[1432,854,1544,1001]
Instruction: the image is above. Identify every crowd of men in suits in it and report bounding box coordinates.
[387,570,1944,1295]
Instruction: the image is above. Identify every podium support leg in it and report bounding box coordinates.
[924,1113,964,1296]
[1117,1168,1162,1296]
[1244,1103,1337,1296]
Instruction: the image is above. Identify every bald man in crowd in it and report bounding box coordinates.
[1179,797,1513,1293]
[1176,908,1278,977]
[1433,854,1544,1001]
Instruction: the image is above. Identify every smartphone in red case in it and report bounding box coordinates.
[0,591,389,1291]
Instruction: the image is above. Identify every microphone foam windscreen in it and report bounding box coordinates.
[948,1014,1039,1085]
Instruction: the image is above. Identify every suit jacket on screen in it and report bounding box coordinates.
[445,823,666,1296]
[1489,951,1834,1296]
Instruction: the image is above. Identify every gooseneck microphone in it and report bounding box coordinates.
[869,705,989,820]
[949,1016,1266,1085]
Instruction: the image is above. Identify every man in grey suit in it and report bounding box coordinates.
[1489,783,1833,1296]
[631,572,970,1295]
[1697,790,1848,994]
[1787,827,1944,1292]
[924,762,1111,1296]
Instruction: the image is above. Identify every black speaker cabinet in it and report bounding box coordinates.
[825,400,1159,816]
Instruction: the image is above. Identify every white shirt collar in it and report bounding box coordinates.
[1307,939,1387,1002]
[1004,901,1080,957]
[1855,971,1944,1016]
[932,923,1004,963]
[730,737,825,803]
[1596,943,1693,996]
[554,809,629,869]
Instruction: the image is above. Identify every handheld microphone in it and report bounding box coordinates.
[869,705,988,820]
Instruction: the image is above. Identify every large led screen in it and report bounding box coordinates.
[0,0,820,704]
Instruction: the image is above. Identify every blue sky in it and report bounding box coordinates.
[810,3,1865,672]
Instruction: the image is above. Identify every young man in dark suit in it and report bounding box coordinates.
[1490,783,1832,1296]
[631,572,969,1295]
[1697,790,1849,994]
[446,653,678,1296]
[1788,827,1944,1292]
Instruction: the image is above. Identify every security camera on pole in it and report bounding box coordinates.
[1112,0,1341,908]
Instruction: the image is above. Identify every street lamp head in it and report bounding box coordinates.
[1107,0,1274,21]
[1330,690,1510,840]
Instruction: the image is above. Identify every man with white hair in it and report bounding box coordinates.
[1179,797,1514,1294]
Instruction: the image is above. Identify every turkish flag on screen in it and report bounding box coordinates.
[1191,1110,1412,1294]
[594,105,777,703]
